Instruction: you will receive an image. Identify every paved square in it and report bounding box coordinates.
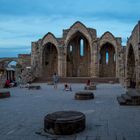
[0,83,140,140]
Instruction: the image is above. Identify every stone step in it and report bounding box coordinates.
[126,89,140,96]
[34,77,119,83]
[121,94,132,101]
[126,90,140,101]
[118,93,140,106]
[117,96,126,105]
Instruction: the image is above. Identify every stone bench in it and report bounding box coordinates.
[0,91,10,98]
[28,85,41,90]
[84,85,96,90]
[44,111,85,135]
[47,82,54,85]
[117,89,140,105]
[75,91,94,100]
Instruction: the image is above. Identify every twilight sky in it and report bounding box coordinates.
[0,0,140,57]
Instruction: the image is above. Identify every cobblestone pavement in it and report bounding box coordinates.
[0,83,140,140]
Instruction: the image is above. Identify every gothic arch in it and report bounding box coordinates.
[99,31,117,52]
[98,32,118,77]
[65,21,92,77]
[41,33,60,77]
[67,33,91,77]
[42,32,59,54]
[65,21,92,48]
[99,42,116,77]
[42,42,58,77]
[126,44,136,88]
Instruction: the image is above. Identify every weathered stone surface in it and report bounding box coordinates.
[1,21,140,90]
[28,85,41,90]
[31,21,122,80]
[1,83,140,139]
[75,91,94,100]
[44,111,85,135]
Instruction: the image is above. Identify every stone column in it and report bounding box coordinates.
[115,48,119,78]
[6,71,8,80]
[115,38,122,78]
[135,43,140,89]
[61,46,67,77]
[91,41,98,77]
[58,47,64,77]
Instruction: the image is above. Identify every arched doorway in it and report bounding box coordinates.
[99,43,116,77]
[42,42,58,77]
[127,45,136,88]
[66,32,90,77]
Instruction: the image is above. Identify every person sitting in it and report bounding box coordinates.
[86,79,91,86]
[4,79,11,88]
[64,83,72,91]
[10,79,17,87]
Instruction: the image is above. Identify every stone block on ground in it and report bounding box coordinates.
[47,82,54,85]
[84,85,96,90]
[28,85,41,90]
[75,91,94,100]
[44,111,86,135]
[0,91,10,98]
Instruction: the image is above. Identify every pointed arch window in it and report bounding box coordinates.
[106,51,109,64]
[80,39,84,56]
[70,45,73,52]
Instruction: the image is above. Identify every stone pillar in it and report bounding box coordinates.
[8,71,10,80]
[115,49,119,78]
[58,47,64,77]
[62,46,67,77]
[115,38,122,78]
[137,22,140,89]
[77,39,80,77]
[135,43,140,89]
[6,71,8,80]
[91,41,98,77]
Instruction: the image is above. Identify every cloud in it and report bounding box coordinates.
[0,46,30,57]
[0,0,140,57]
[0,0,140,21]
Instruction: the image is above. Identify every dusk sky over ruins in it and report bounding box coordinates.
[0,0,140,57]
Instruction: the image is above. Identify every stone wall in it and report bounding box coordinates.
[0,55,32,87]
[98,32,122,78]
[32,21,140,87]
[31,21,123,81]
[2,21,140,89]
[18,54,31,68]
[125,21,140,88]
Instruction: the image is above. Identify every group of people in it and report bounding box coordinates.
[4,73,90,90]
[52,73,72,91]
[52,73,92,91]
[4,79,17,88]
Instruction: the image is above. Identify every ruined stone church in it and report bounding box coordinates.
[31,21,140,88]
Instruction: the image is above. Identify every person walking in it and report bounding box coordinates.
[53,73,59,89]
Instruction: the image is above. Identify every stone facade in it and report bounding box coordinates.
[1,21,140,89]
[125,21,140,89]
[0,54,31,87]
[31,21,122,81]
[18,54,31,69]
